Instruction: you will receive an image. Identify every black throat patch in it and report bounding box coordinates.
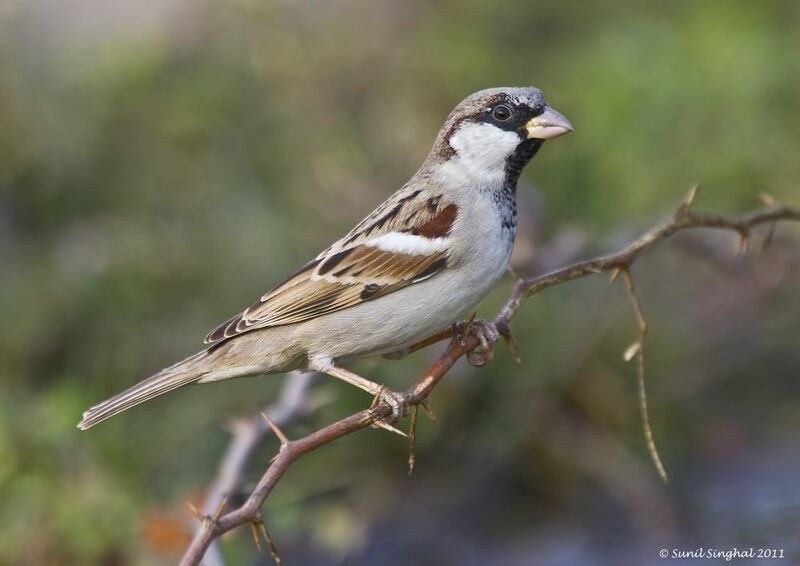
[504,138,543,191]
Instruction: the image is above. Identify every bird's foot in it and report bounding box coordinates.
[462,318,500,367]
[369,385,411,436]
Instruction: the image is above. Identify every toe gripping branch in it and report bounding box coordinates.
[453,315,522,369]
[372,316,521,473]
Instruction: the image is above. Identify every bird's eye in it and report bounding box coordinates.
[492,104,512,121]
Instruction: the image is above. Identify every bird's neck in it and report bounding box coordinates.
[504,139,543,190]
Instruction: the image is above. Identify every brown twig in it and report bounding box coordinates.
[619,268,668,483]
[189,372,317,566]
[181,188,799,565]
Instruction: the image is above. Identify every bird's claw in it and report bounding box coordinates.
[495,318,523,369]
[464,319,500,367]
[370,385,411,430]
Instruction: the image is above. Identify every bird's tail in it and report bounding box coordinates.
[78,351,211,430]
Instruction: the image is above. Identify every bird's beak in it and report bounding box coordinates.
[525,106,574,140]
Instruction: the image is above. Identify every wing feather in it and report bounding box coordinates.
[204,190,459,345]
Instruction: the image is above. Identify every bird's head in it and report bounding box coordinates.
[428,87,573,187]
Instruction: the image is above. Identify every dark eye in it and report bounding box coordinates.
[492,104,512,121]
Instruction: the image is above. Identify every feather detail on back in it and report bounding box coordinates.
[204,189,459,345]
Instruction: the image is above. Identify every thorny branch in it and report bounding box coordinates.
[181,187,800,565]
[189,371,318,566]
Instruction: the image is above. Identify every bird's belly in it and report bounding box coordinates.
[296,237,512,361]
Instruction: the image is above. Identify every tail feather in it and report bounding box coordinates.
[78,351,210,430]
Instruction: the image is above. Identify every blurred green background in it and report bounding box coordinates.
[2,0,799,564]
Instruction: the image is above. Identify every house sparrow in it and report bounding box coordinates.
[78,87,572,430]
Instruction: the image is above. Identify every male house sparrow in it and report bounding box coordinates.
[78,87,572,430]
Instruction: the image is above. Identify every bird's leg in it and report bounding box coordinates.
[322,364,411,423]
[463,319,500,367]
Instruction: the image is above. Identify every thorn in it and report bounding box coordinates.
[212,495,228,522]
[261,412,290,447]
[252,517,283,565]
[269,452,279,464]
[187,500,221,529]
[369,385,385,410]
[737,231,750,255]
[461,313,478,345]
[408,405,418,475]
[372,419,409,438]
[677,183,699,217]
[250,521,263,553]
[623,341,641,362]
[609,267,622,284]
[758,222,776,254]
[187,502,203,522]
[420,400,439,428]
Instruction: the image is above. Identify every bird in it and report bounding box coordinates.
[78,86,572,430]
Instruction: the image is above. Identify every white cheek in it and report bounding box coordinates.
[448,122,520,178]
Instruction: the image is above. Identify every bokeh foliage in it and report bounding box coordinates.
[1,0,799,564]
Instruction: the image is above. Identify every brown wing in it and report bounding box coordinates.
[205,191,459,345]
[205,244,448,344]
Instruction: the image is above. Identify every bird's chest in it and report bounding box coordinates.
[451,187,516,289]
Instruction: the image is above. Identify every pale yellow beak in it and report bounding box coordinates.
[525,106,574,140]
